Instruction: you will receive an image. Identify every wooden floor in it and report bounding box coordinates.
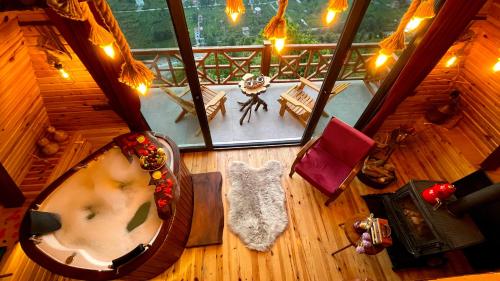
[1,119,498,281]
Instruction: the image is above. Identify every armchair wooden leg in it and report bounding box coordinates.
[325,191,342,206]
[175,110,188,123]
[289,167,295,177]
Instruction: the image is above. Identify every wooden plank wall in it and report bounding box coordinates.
[454,1,500,159]
[0,14,49,185]
[11,10,128,135]
[378,0,499,167]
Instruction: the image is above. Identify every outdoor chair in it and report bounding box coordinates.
[160,85,227,134]
[289,117,375,206]
[278,77,350,126]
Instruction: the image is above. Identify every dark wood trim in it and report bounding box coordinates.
[164,0,213,148]
[362,0,487,136]
[0,163,25,208]
[301,0,371,144]
[45,8,150,132]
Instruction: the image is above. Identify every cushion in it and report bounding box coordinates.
[320,118,375,167]
[295,143,351,196]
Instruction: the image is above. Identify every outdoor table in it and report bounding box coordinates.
[237,74,271,125]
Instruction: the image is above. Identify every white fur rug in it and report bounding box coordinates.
[227,160,288,251]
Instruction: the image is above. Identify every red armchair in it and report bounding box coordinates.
[290,118,375,206]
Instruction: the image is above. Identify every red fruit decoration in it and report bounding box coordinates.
[422,187,439,204]
[421,183,456,206]
[435,183,456,199]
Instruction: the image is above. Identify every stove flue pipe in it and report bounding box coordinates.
[448,183,500,217]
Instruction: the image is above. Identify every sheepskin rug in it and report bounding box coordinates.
[227,160,288,251]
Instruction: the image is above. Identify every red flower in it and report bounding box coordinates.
[157,199,168,208]
[155,186,162,193]
[166,178,173,187]
[138,149,149,156]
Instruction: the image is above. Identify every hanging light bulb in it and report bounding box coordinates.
[274,38,285,53]
[405,0,435,32]
[405,17,423,32]
[445,55,458,67]
[225,0,245,23]
[325,10,336,24]
[374,50,390,68]
[230,12,239,22]
[136,83,148,95]
[493,59,500,72]
[54,63,70,79]
[101,43,115,59]
[324,0,348,26]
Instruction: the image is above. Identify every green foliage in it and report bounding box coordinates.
[127,201,151,232]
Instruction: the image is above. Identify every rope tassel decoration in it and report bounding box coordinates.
[374,0,421,68]
[47,0,86,21]
[92,0,154,95]
[225,0,245,23]
[264,0,288,53]
[325,0,348,25]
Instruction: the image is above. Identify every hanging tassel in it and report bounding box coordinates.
[225,0,245,22]
[120,60,155,95]
[92,0,155,93]
[263,0,288,52]
[263,16,287,39]
[88,15,115,46]
[414,0,435,19]
[379,30,405,53]
[47,0,86,21]
[327,0,348,12]
[325,0,348,24]
[374,0,421,68]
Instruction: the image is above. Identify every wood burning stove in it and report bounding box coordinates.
[382,180,484,258]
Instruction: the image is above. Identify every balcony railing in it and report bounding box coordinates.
[132,42,393,94]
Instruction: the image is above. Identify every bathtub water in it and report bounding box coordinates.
[34,145,174,270]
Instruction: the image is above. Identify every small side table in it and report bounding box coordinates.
[332,213,384,256]
[237,74,271,125]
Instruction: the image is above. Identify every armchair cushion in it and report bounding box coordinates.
[295,143,352,196]
[319,118,375,167]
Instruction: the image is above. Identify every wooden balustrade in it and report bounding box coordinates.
[132,42,387,92]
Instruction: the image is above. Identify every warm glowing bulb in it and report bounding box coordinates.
[136,83,148,95]
[58,68,70,79]
[275,38,285,53]
[101,44,115,59]
[230,12,239,22]
[493,59,500,72]
[375,52,389,68]
[326,9,336,24]
[445,56,457,67]
[405,17,423,32]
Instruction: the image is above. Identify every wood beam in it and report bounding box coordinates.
[362,0,487,136]
[45,8,150,132]
[0,163,25,208]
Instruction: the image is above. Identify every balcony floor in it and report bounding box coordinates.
[140,80,373,147]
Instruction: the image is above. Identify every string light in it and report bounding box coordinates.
[324,0,348,26]
[493,59,500,72]
[101,43,115,59]
[274,38,286,53]
[136,83,148,95]
[374,51,390,68]
[326,10,336,24]
[54,63,70,79]
[405,17,423,32]
[230,12,239,22]
[225,0,245,23]
[445,55,457,67]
